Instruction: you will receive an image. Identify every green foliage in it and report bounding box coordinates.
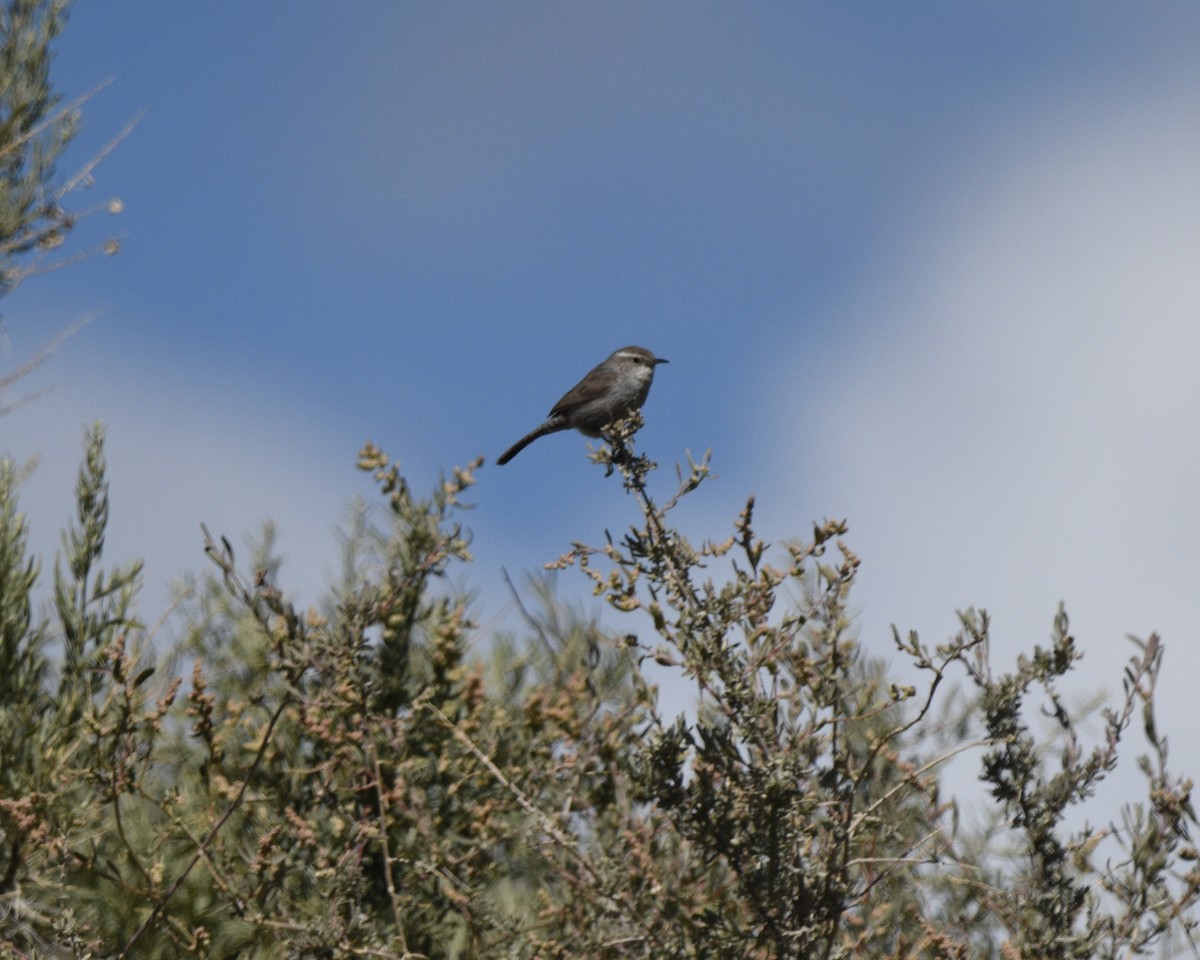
[0,0,76,294]
[0,455,48,895]
[963,608,1199,959]
[0,424,1196,958]
[54,422,143,716]
[0,0,129,416]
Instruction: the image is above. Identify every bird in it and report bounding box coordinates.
[496,345,668,465]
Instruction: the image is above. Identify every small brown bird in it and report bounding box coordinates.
[497,345,668,465]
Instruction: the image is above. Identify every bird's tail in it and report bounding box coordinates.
[496,419,564,465]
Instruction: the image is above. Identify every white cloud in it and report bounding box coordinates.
[773,69,1200,780]
[1,338,358,631]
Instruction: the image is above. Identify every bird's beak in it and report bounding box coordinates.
[655,357,669,365]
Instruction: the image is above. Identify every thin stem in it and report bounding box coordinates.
[370,744,410,955]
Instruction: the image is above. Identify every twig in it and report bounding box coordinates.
[0,314,94,413]
[370,744,410,955]
[851,739,989,833]
[0,78,113,165]
[423,701,584,860]
[56,110,142,200]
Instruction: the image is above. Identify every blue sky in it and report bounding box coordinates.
[7,4,1200,792]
